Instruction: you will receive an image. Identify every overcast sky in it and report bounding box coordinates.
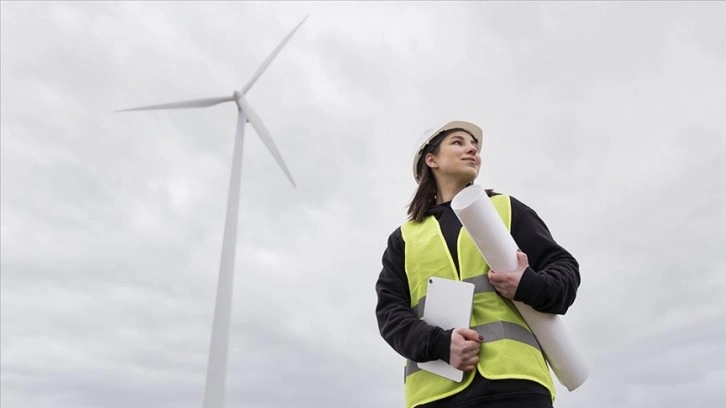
[1,2,725,407]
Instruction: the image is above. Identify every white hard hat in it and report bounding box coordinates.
[412,120,483,184]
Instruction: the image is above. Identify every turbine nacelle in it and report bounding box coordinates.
[232,91,244,112]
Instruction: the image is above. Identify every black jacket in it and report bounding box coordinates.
[374,192,580,403]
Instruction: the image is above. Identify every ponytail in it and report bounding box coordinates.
[407,164,438,222]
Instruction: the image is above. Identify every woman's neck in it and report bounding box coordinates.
[435,181,469,204]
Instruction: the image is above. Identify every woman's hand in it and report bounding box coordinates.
[449,328,482,371]
[488,250,528,299]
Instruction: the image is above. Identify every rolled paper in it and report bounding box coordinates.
[451,184,588,391]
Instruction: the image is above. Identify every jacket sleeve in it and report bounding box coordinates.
[375,227,452,363]
[510,196,581,314]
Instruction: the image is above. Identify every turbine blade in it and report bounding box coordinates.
[240,15,309,95]
[116,95,235,112]
[237,96,296,187]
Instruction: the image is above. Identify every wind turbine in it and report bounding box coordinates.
[117,16,308,408]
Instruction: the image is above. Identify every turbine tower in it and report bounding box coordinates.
[117,16,309,408]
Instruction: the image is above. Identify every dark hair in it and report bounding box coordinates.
[407,128,466,222]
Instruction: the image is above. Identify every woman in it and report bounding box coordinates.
[375,120,580,408]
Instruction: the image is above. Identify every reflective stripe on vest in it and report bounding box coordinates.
[400,195,555,408]
[406,320,542,376]
[411,275,494,318]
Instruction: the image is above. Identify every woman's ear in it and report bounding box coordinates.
[424,152,438,169]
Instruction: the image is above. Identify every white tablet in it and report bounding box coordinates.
[418,276,475,382]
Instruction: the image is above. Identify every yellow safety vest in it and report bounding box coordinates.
[400,194,555,408]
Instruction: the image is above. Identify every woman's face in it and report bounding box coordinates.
[425,130,480,184]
